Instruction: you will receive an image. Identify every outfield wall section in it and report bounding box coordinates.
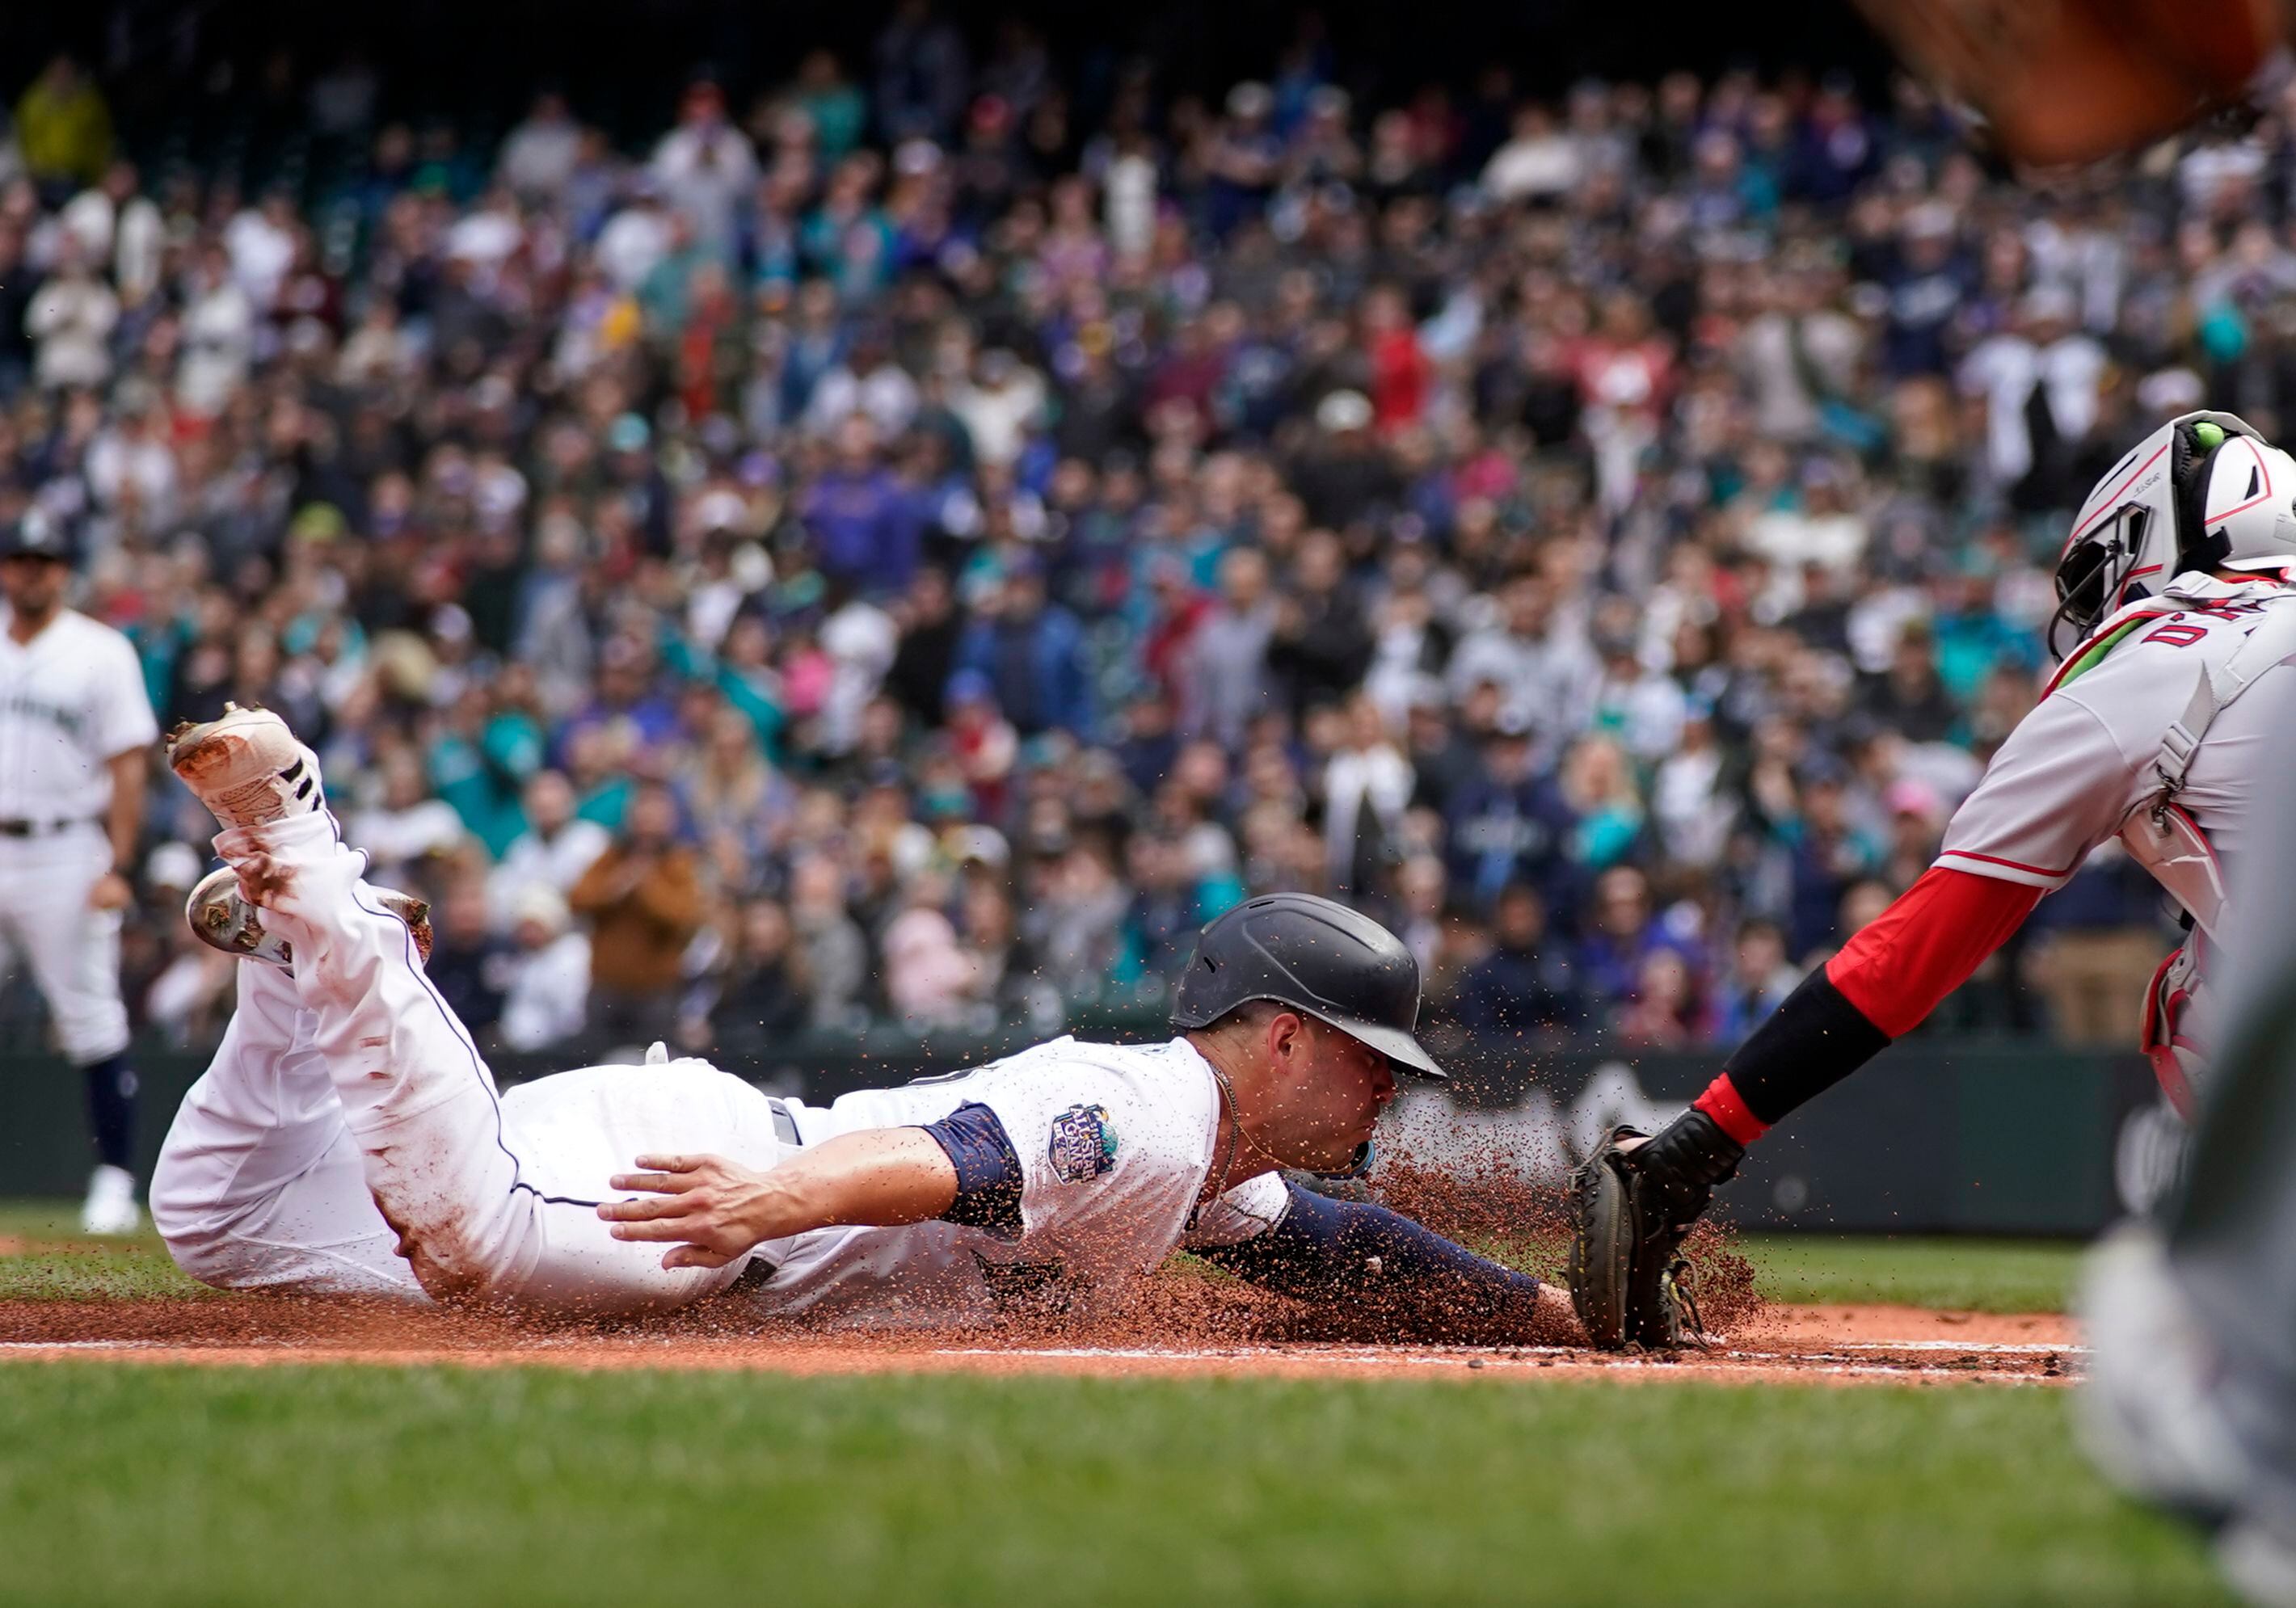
[0,1025,2179,1235]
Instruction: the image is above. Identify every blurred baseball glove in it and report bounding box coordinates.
[1853,0,2283,166]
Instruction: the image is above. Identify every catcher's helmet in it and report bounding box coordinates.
[1169,893,1445,1080]
[2053,410,2296,656]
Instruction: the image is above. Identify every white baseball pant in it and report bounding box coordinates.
[0,831,130,1064]
[152,809,788,1314]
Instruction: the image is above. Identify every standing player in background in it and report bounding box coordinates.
[1569,412,2296,1346]
[0,510,159,1233]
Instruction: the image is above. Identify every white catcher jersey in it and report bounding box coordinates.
[1936,573,2296,900]
[744,1035,1291,1326]
[0,608,158,822]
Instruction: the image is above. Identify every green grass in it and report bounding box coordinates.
[0,1363,2231,1608]
[0,1210,2214,1604]
[0,1199,209,1301]
[1740,1235,2084,1315]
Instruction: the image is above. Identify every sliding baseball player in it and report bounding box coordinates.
[152,705,1572,1336]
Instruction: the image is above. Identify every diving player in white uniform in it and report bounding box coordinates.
[0,510,158,1234]
[152,705,1574,1337]
[1570,410,2296,1349]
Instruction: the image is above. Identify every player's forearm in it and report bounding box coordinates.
[741,1128,961,1238]
[600,1128,962,1266]
[1199,1183,1541,1320]
[104,749,145,873]
[1699,867,2041,1142]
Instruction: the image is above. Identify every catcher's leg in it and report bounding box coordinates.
[1567,1112,1746,1349]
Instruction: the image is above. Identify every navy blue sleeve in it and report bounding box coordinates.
[920,1101,1024,1239]
[1198,1181,1540,1309]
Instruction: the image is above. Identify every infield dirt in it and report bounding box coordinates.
[0,1288,2076,1387]
[0,1153,2079,1387]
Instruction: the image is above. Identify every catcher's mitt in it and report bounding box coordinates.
[1567,1113,1747,1350]
[1566,1126,1686,1351]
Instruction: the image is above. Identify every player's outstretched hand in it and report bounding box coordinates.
[87,872,132,911]
[600,1153,777,1269]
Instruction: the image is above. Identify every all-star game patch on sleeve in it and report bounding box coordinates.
[1047,1102,1119,1183]
[1934,690,2139,890]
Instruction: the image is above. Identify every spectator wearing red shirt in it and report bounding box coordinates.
[1568,290,1677,512]
[1363,283,1430,433]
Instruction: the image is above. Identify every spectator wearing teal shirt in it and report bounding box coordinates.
[1557,735,1646,873]
[430,687,547,860]
[791,51,867,162]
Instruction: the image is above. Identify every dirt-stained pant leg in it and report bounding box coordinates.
[213,809,751,1314]
[151,960,425,1299]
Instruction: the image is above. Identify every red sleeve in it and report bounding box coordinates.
[1823,866,2042,1038]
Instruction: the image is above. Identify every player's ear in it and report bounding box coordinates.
[1265,1008,1307,1067]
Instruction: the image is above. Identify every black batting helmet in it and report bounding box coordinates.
[1170,893,1445,1080]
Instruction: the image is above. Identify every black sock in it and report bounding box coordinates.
[82,1054,138,1171]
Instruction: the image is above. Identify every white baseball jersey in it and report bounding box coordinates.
[1936,573,2296,906]
[0,607,158,821]
[742,1038,1290,1325]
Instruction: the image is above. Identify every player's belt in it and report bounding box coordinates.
[766,1097,802,1148]
[725,1101,805,1299]
[730,1102,803,1299]
[0,817,91,837]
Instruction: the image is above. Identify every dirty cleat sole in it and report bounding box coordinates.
[166,704,324,830]
[185,865,432,966]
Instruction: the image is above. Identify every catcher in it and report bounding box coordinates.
[1570,411,2296,1347]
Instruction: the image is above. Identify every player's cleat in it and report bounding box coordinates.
[165,704,326,830]
[185,865,432,966]
[79,1163,141,1237]
[1566,1112,1743,1349]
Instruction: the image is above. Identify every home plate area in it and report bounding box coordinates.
[0,1296,2078,1386]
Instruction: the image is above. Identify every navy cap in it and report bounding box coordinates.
[0,510,74,563]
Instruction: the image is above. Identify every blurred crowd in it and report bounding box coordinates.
[1,12,2256,1060]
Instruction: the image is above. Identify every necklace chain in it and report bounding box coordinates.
[1194,1059,1245,1228]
